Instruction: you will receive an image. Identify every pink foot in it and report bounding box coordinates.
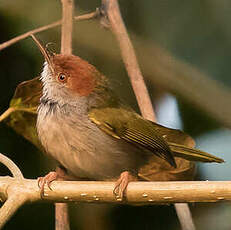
[113,171,136,199]
[38,171,59,197]
[38,166,71,198]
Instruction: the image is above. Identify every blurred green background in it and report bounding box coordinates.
[0,0,231,229]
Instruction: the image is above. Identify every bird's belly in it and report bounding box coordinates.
[37,111,147,180]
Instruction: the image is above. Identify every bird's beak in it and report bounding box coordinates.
[31,34,55,74]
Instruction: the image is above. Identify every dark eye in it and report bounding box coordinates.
[58,73,67,83]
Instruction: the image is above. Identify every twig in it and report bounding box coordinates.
[0,153,25,228]
[101,0,156,121]
[101,1,195,230]
[0,153,23,179]
[0,11,98,51]
[175,204,195,230]
[56,0,75,229]
[0,193,27,229]
[61,0,74,54]
[55,203,70,230]
[0,108,15,123]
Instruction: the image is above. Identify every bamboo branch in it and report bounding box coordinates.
[0,177,231,204]
[1,176,230,228]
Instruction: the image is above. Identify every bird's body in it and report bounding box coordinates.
[37,58,164,180]
[32,35,223,196]
[37,85,148,180]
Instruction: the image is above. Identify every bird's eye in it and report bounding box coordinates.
[57,73,67,83]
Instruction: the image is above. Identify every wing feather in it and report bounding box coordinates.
[89,107,176,167]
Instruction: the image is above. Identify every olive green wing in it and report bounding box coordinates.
[148,121,224,163]
[89,107,176,167]
[169,142,224,163]
[148,121,196,147]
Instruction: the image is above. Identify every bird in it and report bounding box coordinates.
[31,35,224,198]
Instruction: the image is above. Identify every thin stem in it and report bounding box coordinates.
[175,203,196,230]
[55,203,70,230]
[0,11,98,51]
[61,0,74,54]
[0,153,23,179]
[0,108,15,122]
[102,0,156,121]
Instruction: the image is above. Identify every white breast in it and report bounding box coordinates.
[37,103,147,180]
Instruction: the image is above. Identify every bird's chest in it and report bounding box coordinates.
[37,105,144,180]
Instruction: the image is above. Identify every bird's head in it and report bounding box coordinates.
[31,35,106,105]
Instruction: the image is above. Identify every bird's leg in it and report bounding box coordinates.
[38,165,75,198]
[113,171,137,199]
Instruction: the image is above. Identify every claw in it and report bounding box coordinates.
[113,171,136,200]
[37,171,58,198]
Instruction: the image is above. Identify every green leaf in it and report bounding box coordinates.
[0,77,43,149]
[9,76,42,109]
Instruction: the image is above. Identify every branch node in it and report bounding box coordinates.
[98,5,110,29]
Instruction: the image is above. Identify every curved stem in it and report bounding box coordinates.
[0,153,23,179]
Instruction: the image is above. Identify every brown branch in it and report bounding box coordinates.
[0,153,25,228]
[101,1,195,230]
[0,193,27,229]
[101,0,156,121]
[55,203,70,230]
[1,178,231,204]
[0,11,98,52]
[175,203,195,230]
[0,153,23,179]
[0,176,231,227]
[61,0,74,54]
[0,151,228,228]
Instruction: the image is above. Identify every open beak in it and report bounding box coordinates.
[31,34,55,74]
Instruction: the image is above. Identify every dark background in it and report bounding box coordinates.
[0,0,231,229]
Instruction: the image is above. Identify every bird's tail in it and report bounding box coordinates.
[169,142,224,163]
